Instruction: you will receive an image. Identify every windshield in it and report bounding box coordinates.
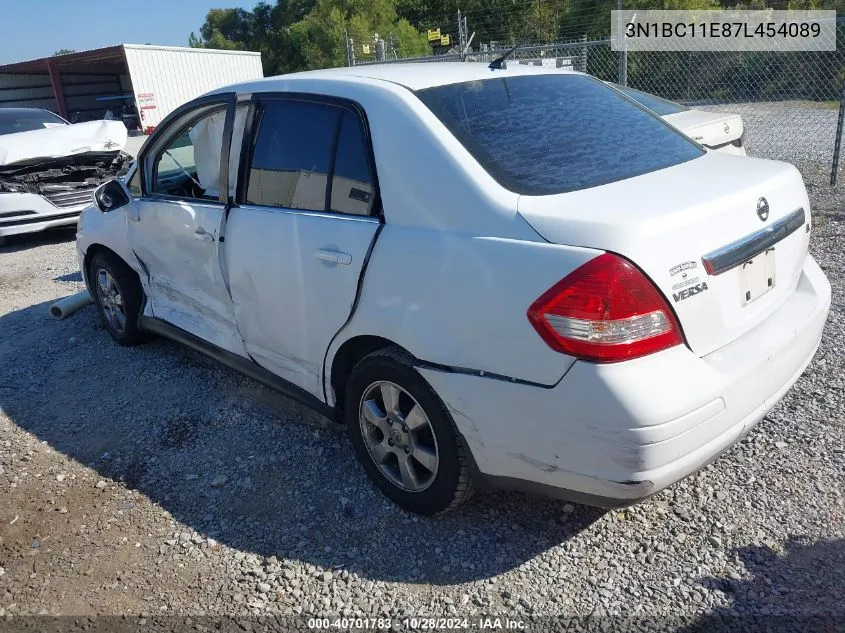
[610,84,689,116]
[416,74,703,196]
[0,109,68,136]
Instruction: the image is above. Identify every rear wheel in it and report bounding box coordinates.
[345,347,474,515]
[89,252,148,346]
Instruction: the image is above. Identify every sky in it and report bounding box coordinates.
[0,0,259,64]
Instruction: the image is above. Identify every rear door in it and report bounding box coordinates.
[225,95,381,399]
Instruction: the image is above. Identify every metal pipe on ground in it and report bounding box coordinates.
[49,291,93,320]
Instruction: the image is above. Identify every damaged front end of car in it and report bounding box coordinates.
[0,150,132,209]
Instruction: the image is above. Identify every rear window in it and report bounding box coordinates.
[0,109,68,136]
[610,84,688,116]
[416,74,704,196]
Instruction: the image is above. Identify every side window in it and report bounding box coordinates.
[151,106,226,200]
[246,100,338,212]
[331,109,375,215]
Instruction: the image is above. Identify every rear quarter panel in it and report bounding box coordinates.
[325,228,602,404]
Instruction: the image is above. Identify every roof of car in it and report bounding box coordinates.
[241,62,578,92]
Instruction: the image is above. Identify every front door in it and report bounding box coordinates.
[225,97,382,398]
[128,98,246,355]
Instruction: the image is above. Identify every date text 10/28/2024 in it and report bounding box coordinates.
[308,617,526,630]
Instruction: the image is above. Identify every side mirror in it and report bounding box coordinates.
[94,179,131,213]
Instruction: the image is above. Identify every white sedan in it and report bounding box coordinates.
[0,108,130,245]
[76,64,830,515]
[609,84,746,155]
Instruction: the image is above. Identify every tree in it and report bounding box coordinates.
[53,49,76,56]
[192,0,833,72]
[290,0,428,67]
[190,0,429,73]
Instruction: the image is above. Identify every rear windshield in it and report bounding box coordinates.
[416,74,703,196]
[610,84,688,116]
[0,109,68,136]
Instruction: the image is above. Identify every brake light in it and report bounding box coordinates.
[527,253,683,363]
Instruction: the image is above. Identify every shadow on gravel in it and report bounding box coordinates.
[679,537,845,632]
[0,227,76,252]
[0,299,604,586]
[54,271,83,283]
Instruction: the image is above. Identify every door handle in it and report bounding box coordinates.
[193,229,215,242]
[314,249,352,265]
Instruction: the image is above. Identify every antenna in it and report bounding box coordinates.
[489,41,523,70]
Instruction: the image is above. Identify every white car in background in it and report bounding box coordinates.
[77,64,828,515]
[0,108,130,245]
[610,84,746,156]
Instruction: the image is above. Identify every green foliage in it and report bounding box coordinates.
[52,49,76,56]
[188,0,843,99]
[189,0,429,73]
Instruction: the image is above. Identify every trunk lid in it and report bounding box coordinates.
[517,151,811,356]
[662,110,743,148]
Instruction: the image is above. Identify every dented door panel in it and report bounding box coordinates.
[225,206,380,398]
[130,198,248,356]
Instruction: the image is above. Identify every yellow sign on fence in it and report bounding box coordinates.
[362,44,370,54]
[440,34,451,46]
[427,28,441,42]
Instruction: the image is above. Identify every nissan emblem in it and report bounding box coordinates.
[757,197,770,221]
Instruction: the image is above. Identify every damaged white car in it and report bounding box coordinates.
[0,108,131,245]
[77,65,829,515]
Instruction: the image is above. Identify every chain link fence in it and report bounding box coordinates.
[349,22,845,185]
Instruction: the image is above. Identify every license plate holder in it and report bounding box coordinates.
[739,248,776,306]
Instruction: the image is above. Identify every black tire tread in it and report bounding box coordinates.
[88,251,148,347]
[347,346,474,515]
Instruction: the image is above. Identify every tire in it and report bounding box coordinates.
[345,347,474,515]
[88,251,148,346]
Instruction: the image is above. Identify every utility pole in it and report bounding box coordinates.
[375,33,386,61]
[457,11,470,60]
[831,78,845,186]
[618,0,627,85]
[345,30,353,66]
[458,10,465,59]
[388,32,397,59]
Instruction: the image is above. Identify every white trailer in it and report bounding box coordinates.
[0,44,263,133]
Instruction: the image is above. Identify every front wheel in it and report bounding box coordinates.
[345,347,474,515]
[89,251,148,346]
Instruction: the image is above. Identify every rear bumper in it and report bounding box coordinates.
[0,192,89,238]
[420,255,831,506]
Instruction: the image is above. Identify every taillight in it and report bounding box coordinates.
[527,253,683,363]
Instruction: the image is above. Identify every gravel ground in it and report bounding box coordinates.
[0,165,842,631]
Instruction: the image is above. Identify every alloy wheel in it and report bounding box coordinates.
[96,268,127,334]
[358,380,440,492]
